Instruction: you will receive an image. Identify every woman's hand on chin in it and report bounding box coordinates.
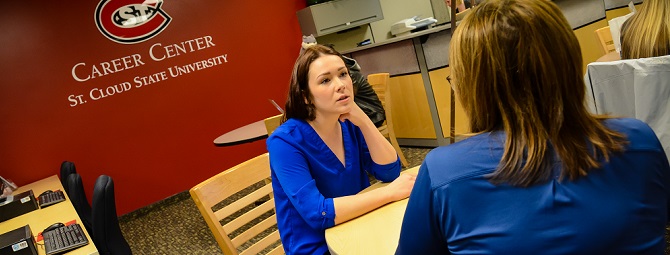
[338,103,370,127]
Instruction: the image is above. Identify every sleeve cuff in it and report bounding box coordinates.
[372,156,401,182]
[322,197,336,229]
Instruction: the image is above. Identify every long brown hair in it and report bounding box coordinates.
[620,0,670,59]
[283,44,348,122]
[449,0,626,186]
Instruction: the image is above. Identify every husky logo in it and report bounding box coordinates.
[95,0,171,44]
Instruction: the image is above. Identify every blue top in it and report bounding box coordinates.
[267,118,400,255]
[396,118,670,255]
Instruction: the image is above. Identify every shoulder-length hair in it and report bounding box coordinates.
[282,44,347,122]
[449,0,626,186]
[621,0,670,59]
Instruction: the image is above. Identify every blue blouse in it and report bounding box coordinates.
[267,118,400,255]
[396,118,670,255]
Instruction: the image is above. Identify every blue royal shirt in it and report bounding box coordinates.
[267,118,400,255]
[396,118,670,255]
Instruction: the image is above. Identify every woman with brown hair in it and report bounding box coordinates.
[620,0,670,59]
[268,44,415,255]
[396,0,670,254]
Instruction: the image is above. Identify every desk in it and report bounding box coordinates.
[0,175,98,255]
[213,120,268,147]
[325,166,419,255]
[343,25,453,147]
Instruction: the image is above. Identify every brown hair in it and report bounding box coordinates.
[620,0,670,59]
[283,44,348,122]
[449,0,626,186]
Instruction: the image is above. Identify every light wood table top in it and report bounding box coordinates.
[325,166,420,255]
[213,120,269,147]
[1,175,98,255]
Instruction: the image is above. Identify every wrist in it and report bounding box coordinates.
[375,186,395,204]
[358,117,377,132]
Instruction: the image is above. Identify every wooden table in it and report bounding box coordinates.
[325,166,420,255]
[0,175,98,255]
[213,120,269,147]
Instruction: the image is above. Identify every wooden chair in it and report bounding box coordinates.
[190,153,284,255]
[367,73,409,167]
[595,26,616,55]
[264,114,282,135]
[455,8,471,21]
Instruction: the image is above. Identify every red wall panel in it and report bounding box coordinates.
[0,1,306,215]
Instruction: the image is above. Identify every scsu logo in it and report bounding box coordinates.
[95,0,171,44]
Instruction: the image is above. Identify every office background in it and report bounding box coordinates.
[0,0,647,220]
[0,1,306,215]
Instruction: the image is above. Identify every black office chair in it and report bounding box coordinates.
[66,173,93,235]
[92,175,132,255]
[60,161,76,193]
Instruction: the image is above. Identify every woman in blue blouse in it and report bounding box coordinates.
[396,0,670,254]
[267,44,416,255]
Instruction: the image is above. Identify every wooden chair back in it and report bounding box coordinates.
[455,8,471,21]
[190,153,284,255]
[367,73,409,167]
[264,114,283,135]
[595,26,616,55]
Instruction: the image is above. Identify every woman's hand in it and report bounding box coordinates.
[382,172,417,202]
[339,102,371,128]
[340,99,397,165]
[333,171,417,225]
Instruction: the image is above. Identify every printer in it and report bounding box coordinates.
[391,16,438,37]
